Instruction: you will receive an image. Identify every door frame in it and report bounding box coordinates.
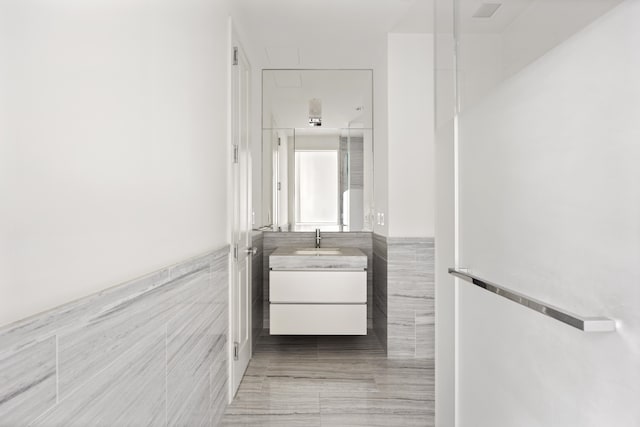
[228,19,253,402]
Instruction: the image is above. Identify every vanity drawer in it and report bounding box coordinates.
[270,304,367,335]
[270,270,366,303]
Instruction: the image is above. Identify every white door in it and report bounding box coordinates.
[230,41,252,397]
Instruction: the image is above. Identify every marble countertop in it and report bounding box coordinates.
[269,247,367,270]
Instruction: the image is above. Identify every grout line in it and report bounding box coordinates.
[30,330,156,427]
[30,260,220,427]
[55,334,59,404]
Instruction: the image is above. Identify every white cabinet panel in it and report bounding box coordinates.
[270,304,367,335]
[270,271,366,303]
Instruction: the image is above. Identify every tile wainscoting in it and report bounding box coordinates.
[251,231,264,352]
[0,246,230,426]
[373,233,388,352]
[373,235,435,359]
[262,232,374,329]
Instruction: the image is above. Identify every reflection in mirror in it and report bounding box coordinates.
[262,70,373,232]
[263,70,372,129]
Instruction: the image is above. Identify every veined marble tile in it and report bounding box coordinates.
[263,232,315,252]
[235,363,266,393]
[169,372,210,427]
[320,391,432,415]
[210,347,228,427]
[386,308,418,358]
[261,378,377,395]
[254,334,318,359]
[169,251,215,280]
[415,310,435,359]
[372,233,387,256]
[167,291,221,426]
[222,413,322,426]
[372,233,388,353]
[32,333,166,427]
[386,335,409,357]
[0,336,56,426]
[316,333,386,359]
[372,302,388,352]
[226,391,320,415]
[320,233,372,250]
[371,357,435,370]
[385,238,435,359]
[372,358,435,399]
[265,358,375,378]
[210,246,231,273]
[0,268,170,358]
[57,268,211,399]
[269,247,367,270]
[262,359,378,393]
[0,247,229,360]
[222,335,433,427]
[387,237,434,247]
[0,246,230,427]
[319,412,434,427]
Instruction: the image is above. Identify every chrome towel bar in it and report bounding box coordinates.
[448,268,616,332]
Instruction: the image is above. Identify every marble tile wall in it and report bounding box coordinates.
[0,246,230,426]
[372,233,388,352]
[262,232,373,329]
[251,231,264,352]
[373,235,435,359]
[387,237,435,359]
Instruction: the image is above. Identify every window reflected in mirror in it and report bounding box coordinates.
[261,70,373,232]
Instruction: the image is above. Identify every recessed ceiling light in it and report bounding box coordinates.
[472,3,501,18]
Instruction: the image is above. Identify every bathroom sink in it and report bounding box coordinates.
[269,246,367,270]
[294,248,342,255]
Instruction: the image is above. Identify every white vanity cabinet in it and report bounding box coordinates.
[268,247,368,335]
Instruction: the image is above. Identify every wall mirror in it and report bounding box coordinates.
[261,69,373,232]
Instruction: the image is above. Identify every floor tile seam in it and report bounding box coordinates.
[318,394,436,404]
[224,410,322,417]
[261,362,378,373]
[318,409,434,418]
[226,392,321,416]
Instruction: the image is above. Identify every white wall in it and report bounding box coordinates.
[372,43,389,236]
[387,33,435,237]
[434,0,456,423]
[0,0,232,326]
[293,134,340,151]
[458,2,640,425]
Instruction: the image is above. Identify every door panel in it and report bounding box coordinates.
[231,40,252,397]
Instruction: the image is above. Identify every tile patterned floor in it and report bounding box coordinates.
[221,332,435,426]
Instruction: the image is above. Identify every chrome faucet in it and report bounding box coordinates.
[315,228,322,248]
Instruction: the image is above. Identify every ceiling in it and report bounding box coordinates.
[231,0,562,68]
[234,0,623,90]
[263,70,373,129]
[233,0,434,68]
